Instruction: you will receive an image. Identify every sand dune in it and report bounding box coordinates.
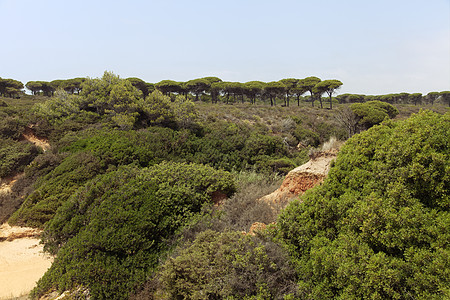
[0,224,53,299]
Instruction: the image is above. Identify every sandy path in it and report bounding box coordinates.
[0,224,53,300]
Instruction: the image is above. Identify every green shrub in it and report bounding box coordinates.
[277,110,449,299]
[0,117,26,140]
[0,139,40,178]
[9,129,168,227]
[350,100,399,131]
[151,230,297,300]
[32,162,236,300]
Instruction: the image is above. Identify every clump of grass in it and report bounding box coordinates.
[308,136,343,159]
[321,136,343,151]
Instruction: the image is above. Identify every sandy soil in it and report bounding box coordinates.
[0,224,53,300]
[0,173,23,196]
[260,151,338,205]
[22,127,51,152]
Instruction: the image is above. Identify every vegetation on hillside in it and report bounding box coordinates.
[277,110,449,299]
[31,163,235,299]
[0,71,448,299]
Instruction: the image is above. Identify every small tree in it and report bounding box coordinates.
[141,90,175,126]
[280,78,299,107]
[201,77,222,103]
[185,78,210,101]
[171,95,198,129]
[426,92,440,105]
[244,81,265,104]
[264,81,286,106]
[0,78,23,97]
[228,82,244,103]
[127,77,150,97]
[409,93,422,106]
[155,80,182,96]
[210,81,223,103]
[313,79,343,109]
[299,76,321,107]
[350,100,399,132]
[440,91,450,107]
[334,106,359,138]
[26,81,43,95]
[291,82,308,106]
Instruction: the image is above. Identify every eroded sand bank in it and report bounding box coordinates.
[0,224,53,299]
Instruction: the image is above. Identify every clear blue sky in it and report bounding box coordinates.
[1,0,449,95]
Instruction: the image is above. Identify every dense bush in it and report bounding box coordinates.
[32,162,236,300]
[350,100,399,131]
[34,72,181,130]
[148,230,297,300]
[183,121,292,173]
[277,110,449,299]
[0,116,27,140]
[0,139,40,178]
[9,129,167,227]
[9,122,294,228]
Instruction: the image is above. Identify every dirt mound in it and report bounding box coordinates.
[260,150,338,206]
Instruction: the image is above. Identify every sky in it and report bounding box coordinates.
[1,0,449,95]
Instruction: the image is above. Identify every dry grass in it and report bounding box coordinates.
[321,136,344,151]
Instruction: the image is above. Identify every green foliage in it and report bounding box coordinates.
[0,78,24,97]
[155,230,297,299]
[80,72,143,125]
[33,73,183,130]
[277,110,450,299]
[0,139,40,178]
[9,120,295,228]
[172,95,199,129]
[244,81,266,104]
[298,76,321,106]
[126,77,152,97]
[141,90,176,127]
[9,129,164,227]
[184,121,290,173]
[440,91,450,106]
[33,89,86,124]
[155,79,183,96]
[313,79,343,109]
[264,81,286,106]
[32,162,236,300]
[185,78,211,101]
[350,100,399,131]
[0,116,26,140]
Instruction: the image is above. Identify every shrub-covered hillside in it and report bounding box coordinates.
[278,110,449,299]
[31,163,235,299]
[0,72,448,300]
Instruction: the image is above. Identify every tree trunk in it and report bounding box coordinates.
[329,92,333,109]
